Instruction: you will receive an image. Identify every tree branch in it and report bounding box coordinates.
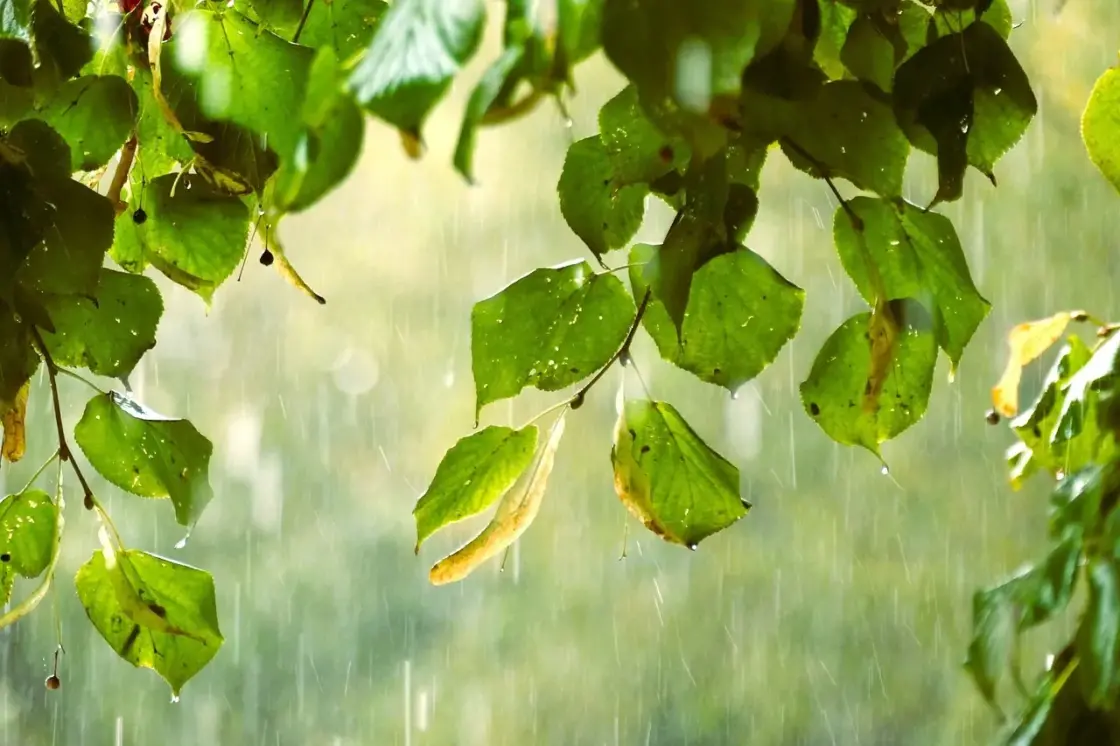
[28,326,96,509]
[107,135,137,216]
[781,137,863,231]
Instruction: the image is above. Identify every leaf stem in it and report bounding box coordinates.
[292,0,315,43]
[481,89,545,126]
[28,326,96,509]
[782,137,864,231]
[57,368,106,395]
[518,398,572,431]
[107,135,137,216]
[18,448,60,495]
[569,288,652,408]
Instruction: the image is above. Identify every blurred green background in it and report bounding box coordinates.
[3,0,1119,743]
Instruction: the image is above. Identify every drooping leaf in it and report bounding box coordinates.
[348,0,486,140]
[0,488,57,603]
[1052,331,1120,459]
[610,399,746,547]
[414,425,539,551]
[964,578,1020,706]
[74,392,215,528]
[0,305,39,414]
[1082,65,1120,197]
[453,46,525,184]
[39,269,162,378]
[557,136,648,260]
[630,243,803,392]
[270,48,365,213]
[39,75,137,172]
[832,197,990,367]
[894,22,1036,205]
[429,412,566,585]
[75,546,222,696]
[15,176,114,297]
[0,379,27,462]
[116,173,251,303]
[992,312,1073,418]
[1078,558,1120,708]
[1018,531,1082,629]
[471,260,634,416]
[800,304,937,454]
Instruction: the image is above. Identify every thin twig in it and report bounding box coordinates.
[781,137,863,231]
[28,327,95,509]
[481,89,545,126]
[569,288,652,408]
[107,135,137,216]
[292,0,315,43]
[18,449,60,495]
[56,368,106,395]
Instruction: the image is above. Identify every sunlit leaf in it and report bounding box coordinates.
[992,312,1073,418]
[74,392,215,528]
[471,260,634,417]
[39,75,137,171]
[429,412,566,585]
[610,399,746,547]
[0,488,57,603]
[557,136,648,260]
[630,243,803,392]
[1082,65,1120,197]
[598,85,690,184]
[414,424,538,552]
[75,545,223,696]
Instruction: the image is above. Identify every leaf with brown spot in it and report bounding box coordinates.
[1,381,29,463]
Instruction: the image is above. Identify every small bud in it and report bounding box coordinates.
[132,208,147,225]
[985,409,1001,426]
[45,675,61,690]
[259,249,274,266]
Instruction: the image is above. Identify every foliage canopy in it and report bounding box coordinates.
[1,0,1120,737]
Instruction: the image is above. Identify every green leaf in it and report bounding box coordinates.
[0,489,57,604]
[270,48,365,213]
[348,0,486,137]
[778,80,910,197]
[16,176,114,297]
[74,392,215,527]
[598,85,690,184]
[832,197,990,367]
[813,0,856,79]
[4,118,70,180]
[0,0,33,87]
[169,9,314,162]
[840,14,898,92]
[118,173,251,303]
[0,152,56,298]
[296,0,388,62]
[894,22,1036,205]
[610,399,747,547]
[557,136,648,260]
[453,46,525,184]
[413,425,539,551]
[471,260,634,416]
[0,305,39,413]
[800,304,937,454]
[601,0,795,105]
[129,64,195,178]
[1018,532,1082,629]
[39,75,137,172]
[1078,558,1120,708]
[931,0,1012,40]
[39,269,162,378]
[31,0,91,83]
[557,0,603,67]
[75,548,222,696]
[964,579,1018,706]
[630,244,804,392]
[1052,331,1120,458]
[1082,65,1120,197]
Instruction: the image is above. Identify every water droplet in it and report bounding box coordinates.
[880,465,890,476]
[170,693,180,703]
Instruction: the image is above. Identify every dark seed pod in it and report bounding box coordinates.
[985,409,1001,426]
[132,208,147,224]
[259,249,274,266]
[0,553,9,563]
[45,675,61,690]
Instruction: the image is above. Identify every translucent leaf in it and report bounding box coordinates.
[348,0,485,139]
[116,173,251,303]
[74,392,215,528]
[471,260,634,416]
[894,22,1036,205]
[832,197,990,367]
[557,136,648,260]
[1082,65,1120,197]
[413,425,539,551]
[429,413,566,585]
[992,312,1073,418]
[39,269,163,378]
[1053,331,1120,455]
[630,244,803,392]
[75,546,223,696]
[800,305,937,454]
[598,85,690,184]
[39,75,136,172]
[610,399,746,547]
[0,488,56,603]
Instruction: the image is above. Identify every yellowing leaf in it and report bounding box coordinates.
[992,312,1073,418]
[429,412,566,586]
[270,234,326,305]
[864,297,900,414]
[610,405,678,545]
[1,381,29,463]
